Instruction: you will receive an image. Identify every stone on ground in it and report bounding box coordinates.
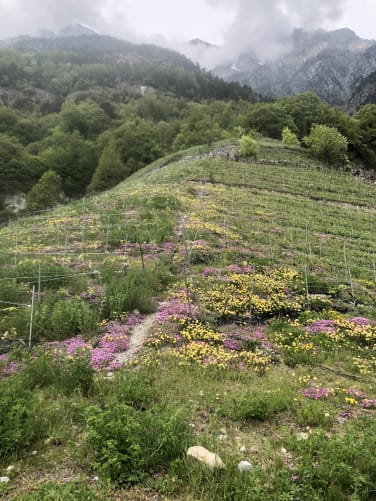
[187,446,226,469]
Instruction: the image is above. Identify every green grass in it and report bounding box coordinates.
[0,139,375,500]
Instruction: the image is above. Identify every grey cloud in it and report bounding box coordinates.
[0,0,134,39]
[203,0,346,63]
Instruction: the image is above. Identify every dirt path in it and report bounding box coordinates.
[115,311,158,365]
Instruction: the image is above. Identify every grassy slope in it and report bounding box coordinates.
[0,139,375,500]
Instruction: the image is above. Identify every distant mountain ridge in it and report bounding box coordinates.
[213,28,376,109]
[0,23,97,47]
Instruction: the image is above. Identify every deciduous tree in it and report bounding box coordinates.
[303,124,348,165]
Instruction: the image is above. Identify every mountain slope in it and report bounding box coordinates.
[0,33,257,109]
[214,28,376,108]
[0,140,375,499]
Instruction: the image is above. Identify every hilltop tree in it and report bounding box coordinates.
[87,140,129,193]
[26,170,62,212]
[303,124,348,165]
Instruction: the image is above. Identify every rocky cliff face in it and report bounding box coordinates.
[214,28,376,109]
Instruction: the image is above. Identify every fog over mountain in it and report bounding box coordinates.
[0,0,135,40]
[1,0,375,108]
[201,0,347,64]
[0,0,372,61]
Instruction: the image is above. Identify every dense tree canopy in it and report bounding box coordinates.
[1,36,376,221]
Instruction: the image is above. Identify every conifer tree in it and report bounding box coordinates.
[26,170,62,212]
[87,140,129,193]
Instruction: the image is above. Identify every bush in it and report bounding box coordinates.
[239,135,260,158]
[286,418,376,498]
[22,350,94,396]
[101,265,171,317]
[0,376,39,460]
[85,403,190,485]
[34,296,97,341]
[221,389,292,422]
[15,258,87,292]
[282,126,300,146]
[106,369,160,410]
[303,124,348,165]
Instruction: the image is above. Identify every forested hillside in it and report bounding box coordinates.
[1,34,376,223]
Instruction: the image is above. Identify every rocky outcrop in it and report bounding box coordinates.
[4,193,26,213]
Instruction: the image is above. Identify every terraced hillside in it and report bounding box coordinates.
[0,139,375,500]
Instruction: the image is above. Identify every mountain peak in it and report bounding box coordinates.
[189,38,218,49]
[57,23,98,38]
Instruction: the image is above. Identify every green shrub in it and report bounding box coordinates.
[101,265,171,317]
[303,124,349,165]
[293,399,334,428]
[0,376,39,460]
[105,369,160,410]
[220,389,292,422]
[286,418,376,498]
[34,296,97,341]
[0,279,30,306]
[0,306,30,341]
[15,258,87,292]
[239,135,260,158]
[22,350,94,396]
[85,403,190,485]
[282,126,300,146]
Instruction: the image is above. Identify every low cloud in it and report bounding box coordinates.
[0,0,134,40]
[202,0,346,64]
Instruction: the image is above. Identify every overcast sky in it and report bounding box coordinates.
[0,0,374,44]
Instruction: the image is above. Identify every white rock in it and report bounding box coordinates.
[0,477,10,483]
[218,434,227,441]
[31,450,37,456]
[6,465,15,473]
[187,446,226,469]
[238,461,253,472]
[280,447,287,454]
[239,445,247,453]
[296,432,309,441]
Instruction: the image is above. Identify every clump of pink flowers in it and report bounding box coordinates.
[305,320,337,335]
[45,313,141,372]
[350,317,371,327]
[0,354,21,376]
[361,399,376,409]
[226,264,254,274]
[301,387,332,400]
[156,296,196,323]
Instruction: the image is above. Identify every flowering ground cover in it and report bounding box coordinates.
[0,142,375,500]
